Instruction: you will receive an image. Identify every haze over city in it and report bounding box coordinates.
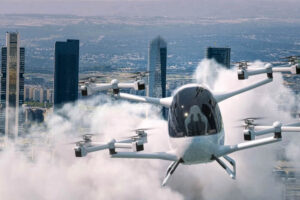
[1,0,300,19]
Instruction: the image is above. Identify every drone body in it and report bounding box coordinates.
[75,60,300,186]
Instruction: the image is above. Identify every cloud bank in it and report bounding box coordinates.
[0,60,299,199]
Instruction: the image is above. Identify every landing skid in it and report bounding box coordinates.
[214,155,236,179]
[162,159,183,186]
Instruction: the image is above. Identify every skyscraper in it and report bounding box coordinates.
[0,32,25,138]
[54,39,79,110]
[147,36,167,117]
[206,47,231,68]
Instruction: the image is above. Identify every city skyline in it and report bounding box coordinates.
[0,10,299,200]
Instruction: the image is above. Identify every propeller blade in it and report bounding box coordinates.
[131,127,156,132]
[237,117,265,121]
[64,141,85,145]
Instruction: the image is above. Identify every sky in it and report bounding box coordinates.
[1,0,300,18]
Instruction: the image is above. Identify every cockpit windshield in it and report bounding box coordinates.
[168,86,223,137]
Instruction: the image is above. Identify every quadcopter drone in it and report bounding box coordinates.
[75,60,300,186]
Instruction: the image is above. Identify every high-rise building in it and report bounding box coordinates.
[54,39,79,110]
[0,32,25,138]
[206,47,231,68]
[147,36,167,117]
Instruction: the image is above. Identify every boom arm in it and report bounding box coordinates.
[214,78,272,103]
[81,79,145,96]
[217,136,281,157]
[237,63,300,80]
[111,151,178,161]
[116,93,173,108]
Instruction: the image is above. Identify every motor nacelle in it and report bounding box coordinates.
[132,142,144,152]
[243,129,255,141]
[81,85,88,96]
[291,64,300,74]
[74,146,87,157]
[237,69,248,80]
[111,79,120,94]
[273,121,282,139]
[134,80,145,90]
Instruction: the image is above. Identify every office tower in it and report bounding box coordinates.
[54,39,79,110]
[147,36,167,117]
[0,32,25,138]
[206,47,231,68]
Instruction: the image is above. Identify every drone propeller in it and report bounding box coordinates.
[79,75,107,84]
[281,56,300,64]
[131,127,155,132]
[118,127,156,140]
[127,71,149,80]
[66,141,86,146]
[235,122,262,128]
[66,133,102,146]
[281,55,300,60]
[235,117,265,128]
[239,117,265,121]
[233,61,252,69]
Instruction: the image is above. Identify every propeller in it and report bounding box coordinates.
[66,140,86,146]
[233,61,251,69]
[131,127,155,132]
[235,117,265,128]
[119,127,156,140]
[127,71,149,80]
[79,75,107,84]
[281,56,300,64]
[66,133,102,146]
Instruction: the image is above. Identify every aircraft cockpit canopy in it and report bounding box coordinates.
[168,86,223,137]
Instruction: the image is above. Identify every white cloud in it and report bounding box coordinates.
[0,59,299,199]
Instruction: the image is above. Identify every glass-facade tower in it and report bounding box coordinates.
[54,39,79,110]
[147,36,167,117]
[0,32,25,138]
[206,47,231,68]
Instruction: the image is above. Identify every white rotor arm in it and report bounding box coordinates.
[255,125,300,132]
[238,63,300,80]
[117,93,173,108]
[214,78,272,103]
[74,134,149,157]
[218,135,281,157]
[242,120,300,141]
[111,151,178,161]
[81,79,145,96]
